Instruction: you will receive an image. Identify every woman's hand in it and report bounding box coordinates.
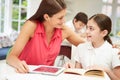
[15,60,29,73]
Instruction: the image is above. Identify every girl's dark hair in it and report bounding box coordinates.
[89,14,112,45]
[74,12,88,24]
[29,0,66,22]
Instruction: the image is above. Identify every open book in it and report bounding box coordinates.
[64,68,104,77]
[29,65,65,76]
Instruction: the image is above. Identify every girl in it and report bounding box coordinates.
[66,14,120,80]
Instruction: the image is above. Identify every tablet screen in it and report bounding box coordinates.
[33,66,59,73]
[29,65,65,76]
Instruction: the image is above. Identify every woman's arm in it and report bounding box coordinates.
[106,66,120,80]
[6,20,37,73]
[62,25,85,46]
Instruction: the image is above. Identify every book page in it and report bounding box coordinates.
[64,68,86,75]
[84,70,104,77]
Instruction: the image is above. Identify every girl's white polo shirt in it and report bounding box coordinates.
[74,41,120,69]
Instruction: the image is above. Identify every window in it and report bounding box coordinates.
[102,0,120,36]
[0,0,27,34]
[0,0,5,33]
[102,5,112,17]
[116,1,120,36]
[12,0,27,32]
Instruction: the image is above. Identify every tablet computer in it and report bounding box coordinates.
[29,65,65,76]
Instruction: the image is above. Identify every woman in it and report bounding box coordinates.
[6,0,84,73]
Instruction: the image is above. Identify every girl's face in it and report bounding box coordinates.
[74,20,86,32]
[86,19,105,43]
[46,9,66,28]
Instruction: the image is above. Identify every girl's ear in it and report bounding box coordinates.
[102,30,108,37]
[44,14,50,21]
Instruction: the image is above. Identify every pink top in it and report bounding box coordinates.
[19,22,62,66]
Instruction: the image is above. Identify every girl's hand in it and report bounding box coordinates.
[63,62,74,68]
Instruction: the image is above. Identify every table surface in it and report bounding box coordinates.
[0,60,111,80]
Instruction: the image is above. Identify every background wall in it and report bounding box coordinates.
[28,0,103,21]
[65,0,102,21]
[27,0,41,19]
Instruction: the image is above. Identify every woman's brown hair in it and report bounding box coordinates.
[29,0,66,22]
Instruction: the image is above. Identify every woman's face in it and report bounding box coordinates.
[47,9,66,28]
[86,19,104,43]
